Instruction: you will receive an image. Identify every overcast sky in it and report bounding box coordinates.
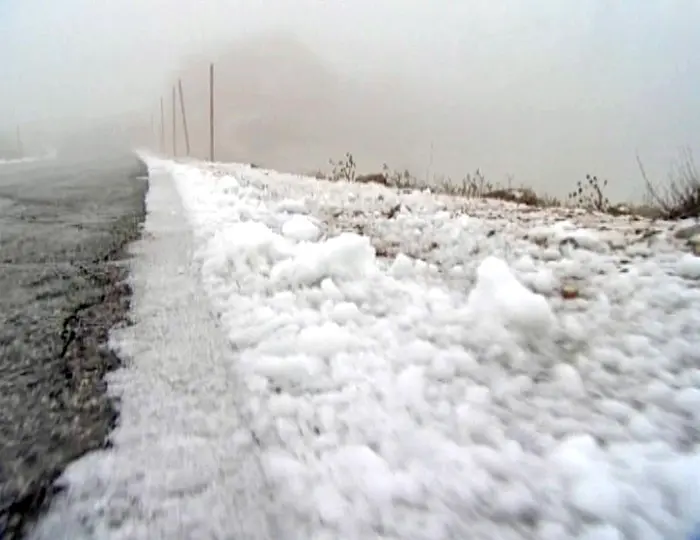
[1,0,699,199]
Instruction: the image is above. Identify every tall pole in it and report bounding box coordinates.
[16,126,23,158]
[209,63,215,162]
[172,85,177,157]
[178,78,191,156]
[160,97,165,153]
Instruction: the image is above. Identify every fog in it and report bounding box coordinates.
[2,0,699,201]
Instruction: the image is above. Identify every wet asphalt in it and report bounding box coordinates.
[0,151,147,538]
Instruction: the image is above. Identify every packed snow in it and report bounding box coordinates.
[32,156,700,539]
[29,161,275,540]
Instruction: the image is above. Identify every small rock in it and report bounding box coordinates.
[608,204,630,216]
[689,235,700,255]
[674,223,700,240]
[561,284,579,299]
[356,173,389,186]
[385,204,401,219]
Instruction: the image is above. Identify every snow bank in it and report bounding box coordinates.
[36,152,700,539]
[159,160,700,539]
[28,160,274,540]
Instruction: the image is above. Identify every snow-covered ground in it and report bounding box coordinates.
[28,160,275,540]
[33,157,700,539]
[0,149,56,165]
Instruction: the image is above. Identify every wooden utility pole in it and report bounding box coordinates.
[177,78,191,156]
[209,63,215,162]
[160,97,165,153]
[172,85,177,156]
[16,126,23,158]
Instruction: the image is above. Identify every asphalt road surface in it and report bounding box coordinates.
[0,151,147,538]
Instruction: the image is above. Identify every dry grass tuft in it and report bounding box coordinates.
[322,151,699,220]
[638,150,700,220]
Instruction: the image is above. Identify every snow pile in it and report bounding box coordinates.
[159,160,700,539]
[281,213,321,242]
[466,255,556,335]
[28,159,277,540]
[39,153,696,540]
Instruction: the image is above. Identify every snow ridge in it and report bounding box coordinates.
[169,161,700,539]
[30,156,700,540]
[29,161,276,539]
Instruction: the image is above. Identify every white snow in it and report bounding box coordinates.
[281,213,321,242]
[31,156,700,540]
[0,149,56,165]
[466,255,556,335]
[28,161,274,539]
[679,253,700,279]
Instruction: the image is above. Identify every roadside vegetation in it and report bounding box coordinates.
[319,150,700,220]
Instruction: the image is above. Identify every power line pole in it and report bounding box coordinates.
[178,78,191,156]
[160,97,165,153]
[209,63,215,162]
[150,112,154,149]
[172,85,177,157]
[16,126,23,158]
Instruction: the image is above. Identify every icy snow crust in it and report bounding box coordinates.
[28,164,275,539]
[172,161,700,539]
[35,158,700,539]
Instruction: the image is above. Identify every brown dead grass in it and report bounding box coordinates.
[322,152,698,220]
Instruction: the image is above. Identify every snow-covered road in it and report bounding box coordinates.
[31,158,700,539]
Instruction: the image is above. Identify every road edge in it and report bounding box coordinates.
[1,155,149,540]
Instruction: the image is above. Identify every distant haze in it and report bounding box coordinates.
[2,0,699,201]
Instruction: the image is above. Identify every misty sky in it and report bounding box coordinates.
[1,0,699,199]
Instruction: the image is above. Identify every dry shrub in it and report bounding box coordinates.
[329,152,356,182]
[638,150,700,220]
[567,174,611,212]
[325,152,564,207]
